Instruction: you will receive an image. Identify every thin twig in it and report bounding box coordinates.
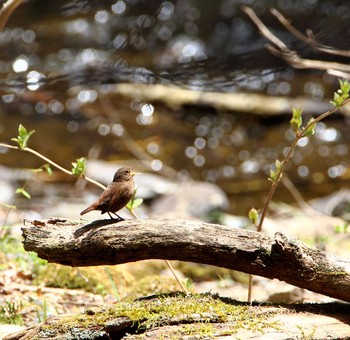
[247,275,253,303]
[165,260,188,293]
[257,97,350,231]
[241,6,289,51]
[0,143,106,190]
[0,0,23,32]
[270,8,350,58]
[0,170,37,239]
[327,70,350,80]
[243,6,350,73]
[257,137,299,232]
[242,4,350,303]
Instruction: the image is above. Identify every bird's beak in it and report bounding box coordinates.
[130,165,141,176]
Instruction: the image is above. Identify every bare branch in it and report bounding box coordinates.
[0,0,23,32]
[270,8,350,58]
[241,6,290,52]
[243,6,350,73]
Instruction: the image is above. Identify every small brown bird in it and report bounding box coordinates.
[80,167,136,220]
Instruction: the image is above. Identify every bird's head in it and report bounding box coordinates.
[113,167,138,182]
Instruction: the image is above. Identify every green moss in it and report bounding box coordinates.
[175,262,249,284]
[33,264,129,295]
[296,324,316,339]
[33,264,100,291]
[41,293,277,338]
[125,275,185,300]
[181,323,215,338]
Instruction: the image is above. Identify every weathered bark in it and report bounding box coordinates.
[22,218,350,302]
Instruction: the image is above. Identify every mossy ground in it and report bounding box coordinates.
[41,293,278,338]
[33,262,186,299]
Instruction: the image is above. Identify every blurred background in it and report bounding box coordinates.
[1,0,350,218]
[0,1,350,329]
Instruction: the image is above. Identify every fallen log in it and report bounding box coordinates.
[22,217,350,302]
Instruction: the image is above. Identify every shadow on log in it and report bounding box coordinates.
[22,217,350,302]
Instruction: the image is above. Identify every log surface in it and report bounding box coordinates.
[22,217,350,302]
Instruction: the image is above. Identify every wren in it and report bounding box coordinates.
[80,167,136,220]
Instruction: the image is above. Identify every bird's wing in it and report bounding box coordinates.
[98,197,110,214]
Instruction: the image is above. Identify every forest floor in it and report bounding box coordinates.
[1,169,350,339]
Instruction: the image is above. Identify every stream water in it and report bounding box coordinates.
[1,0,350,215]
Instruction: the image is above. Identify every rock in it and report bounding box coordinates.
[151,181,228,218]
[196,277,336,304]
[268,287,304,303]
[0,165,17,203]
[262,203,345,240]
[309,189,350,217]
[0,325,26,339]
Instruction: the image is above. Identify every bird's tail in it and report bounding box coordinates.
[80,205,94,216]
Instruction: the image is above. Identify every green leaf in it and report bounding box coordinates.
[184,278,194,290]
[126,188,143,210]
[18,124,28,138]
[131,198,143,209]
[11,124,35,149]
[248,208,259,225]
[334,223,349,234]
[330,92,342,107]
[71,157,86,175]
[43,164,52,176]
[339,79,350,96]
[330,79,350,107]
[269,160,282,183]
[303,118,316,137]
[269,169,277,182]
[15,188,31,199]
[290,107,303,132]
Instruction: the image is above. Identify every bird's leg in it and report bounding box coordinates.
[107,212,117,220]
[107,212,124,220]
[113,212,124,220]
